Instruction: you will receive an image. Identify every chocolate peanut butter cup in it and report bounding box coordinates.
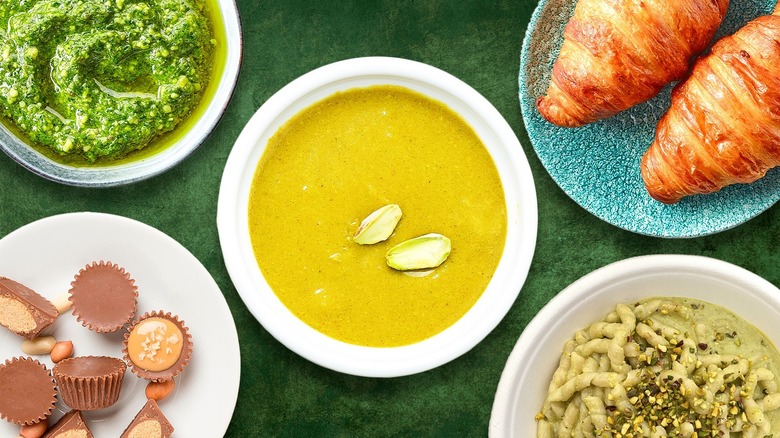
[69,261,138,333]
[42,410,94,438]
[120,399,174,438]
[123,311,192,382]
[0,357,57,425]
[52,356,126,411]
[0,277,58,339]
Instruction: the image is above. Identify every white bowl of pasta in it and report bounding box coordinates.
[490,254,780,437]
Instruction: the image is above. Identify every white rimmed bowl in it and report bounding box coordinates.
[490,254,780,437]
[217,56,538,377]
[0,0,242,187]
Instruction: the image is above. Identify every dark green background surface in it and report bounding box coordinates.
[2,1,779,436]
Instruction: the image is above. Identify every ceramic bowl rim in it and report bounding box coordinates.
[217,56,538,377]
[489,254,780,436]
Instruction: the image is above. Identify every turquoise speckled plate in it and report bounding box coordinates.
[520,0,780,238]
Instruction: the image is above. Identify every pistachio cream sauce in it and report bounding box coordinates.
[248,85,507,347]
[537,298,780,437]
[0,0,215,163]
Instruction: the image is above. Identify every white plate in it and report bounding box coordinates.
[489,254,780,437]
[0,212,240,436]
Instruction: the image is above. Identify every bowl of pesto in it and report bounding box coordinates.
[0,0,241,187]
[490,254,780,437]
[217,57,538,377]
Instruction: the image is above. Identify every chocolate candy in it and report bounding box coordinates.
[0,357,57,425]
[123,311,192,382]
[120,399,174,438]
[53,356,127,411]
[0,277,58,339]
[42,410,94,438]
[69,261,138,333]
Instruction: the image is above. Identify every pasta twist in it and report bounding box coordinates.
[536,298,780,437]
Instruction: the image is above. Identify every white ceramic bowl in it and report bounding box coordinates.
[490,254,780,437]
[217,57,538,377]
[0,1,242,187]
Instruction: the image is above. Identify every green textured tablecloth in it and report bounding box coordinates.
[2,0,779,436]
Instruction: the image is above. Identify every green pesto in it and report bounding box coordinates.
[0,0,214,163]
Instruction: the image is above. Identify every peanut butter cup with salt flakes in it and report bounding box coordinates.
[69,261,138,333]
[53,356,126,411]
[0,356,57,425]
[123,310,192,382]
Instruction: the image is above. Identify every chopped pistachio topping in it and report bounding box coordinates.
[594,321,757,437]
[537,299,779,438]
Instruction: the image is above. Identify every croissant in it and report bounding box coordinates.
[641,6,780,204]
[537,0,729,127]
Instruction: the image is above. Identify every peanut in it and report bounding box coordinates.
[50,340,73,363]
[146,379,175,401]
[21,336,56,355]
[50,292,72,315]
[20,421,47,438]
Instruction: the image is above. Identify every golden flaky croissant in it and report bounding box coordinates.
[537,0,729,127]
[641,6,780,204]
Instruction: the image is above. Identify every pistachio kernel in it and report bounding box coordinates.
[353,204,403,245]
[386,233,451,271]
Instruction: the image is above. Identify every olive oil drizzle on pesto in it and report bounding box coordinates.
[0,0,214,162]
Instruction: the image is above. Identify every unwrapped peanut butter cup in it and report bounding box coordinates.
[120,399,174,438]
[53,356,126,411]
[0,277,58,339]
[0,357,57,425]
[69,261,138,333]
[123,311,192,382]
[42,409,94,438]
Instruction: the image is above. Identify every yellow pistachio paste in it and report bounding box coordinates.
[248,85,507,347]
